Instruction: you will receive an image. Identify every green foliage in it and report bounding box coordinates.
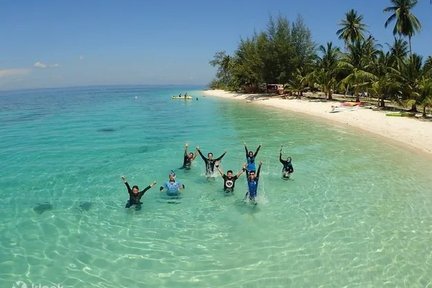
[209,15,316,92]
[209,6,431,110]
[310,42,341,99]
[384,0,422,53]
[209,51,237,90]
[338,37,379,101]
[336,9,368,44]
[418,78,432,117]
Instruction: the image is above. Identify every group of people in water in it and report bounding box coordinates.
[122,143,294,210]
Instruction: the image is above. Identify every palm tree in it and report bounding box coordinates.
[370,51,400,107]
[384,0,421,54]
[424,56,432,76]
[395,53,424,112]
[312,42,341,100]
[388,38,409,68]
[209,51,233,89]
[285,68,308,98]
[337,9,367,46]
[338,37,379,102]
[417,78,432,117]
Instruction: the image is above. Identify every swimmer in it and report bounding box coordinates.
[121,176,156,210]
[215,162,247,193]
[181,143,197,170]
[159,171,185,197]
[244,161,262,204]
[244,142,261,172]
[196,146,226,177]
[280,146,294,179]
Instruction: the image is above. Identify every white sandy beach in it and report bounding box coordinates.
[203,89,432,155]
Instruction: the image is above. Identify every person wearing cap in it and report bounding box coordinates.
[279,146,294,179]
[181,143,197,170]
[196,146,226,177]
[215,162,247,194]
[121,176,157,210]
[160,171,185,197]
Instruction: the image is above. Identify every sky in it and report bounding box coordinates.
[1,0,431,90]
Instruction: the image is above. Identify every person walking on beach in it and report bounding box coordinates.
[196,146,227,178]
[244,142,261,173]
[244,161,263,204]
[121,176,157,210]
[159,171,185,197]
[215,162,247,194]
[181,143,197,170]
[279,146,294,179]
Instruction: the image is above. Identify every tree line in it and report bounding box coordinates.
[209,0,432,116]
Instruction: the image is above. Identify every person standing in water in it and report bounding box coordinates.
[196,146,226,177]
[121,176,157,210]
[159,171,185,197]
[244,142,261,173]
[181,143,197,170]
[244,161,263,204]
[279,146,294,179]
[215,162,247,194]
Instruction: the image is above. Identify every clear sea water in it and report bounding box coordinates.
[1,85,431,288]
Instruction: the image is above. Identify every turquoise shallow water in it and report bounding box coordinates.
[1,86,432,287]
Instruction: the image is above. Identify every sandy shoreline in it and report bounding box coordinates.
[202,89,432,156]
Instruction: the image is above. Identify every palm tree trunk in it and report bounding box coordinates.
[327,89,333,100]
[355,92,360,102]
[423,106,426,118]
[408,36,412,56]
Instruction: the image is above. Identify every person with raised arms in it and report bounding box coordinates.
[215,162,247,194]
[244,161,263,205]
[244,142,261,173]
[279,146,294,179]
[121,176,157,210]
[181,143,197,170]
[159,171,185,197]
[196,146,226,178]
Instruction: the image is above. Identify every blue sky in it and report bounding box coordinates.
[1,0,431,90]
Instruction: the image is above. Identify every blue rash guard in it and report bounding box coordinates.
[163,181,183,196]
[247,178,259,198]
[246,163,262,200]
[246,158,256,172]
[245,145,261,172]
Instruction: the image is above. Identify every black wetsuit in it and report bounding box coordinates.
[197,149,226,176]
[124,182,152,209]
[222,175,239,193]
[182,154,192,170]
[280,153,294,178]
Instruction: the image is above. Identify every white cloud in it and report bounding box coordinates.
[34,61,47,68]
[33,61,60,69]
[0,68,31,78]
